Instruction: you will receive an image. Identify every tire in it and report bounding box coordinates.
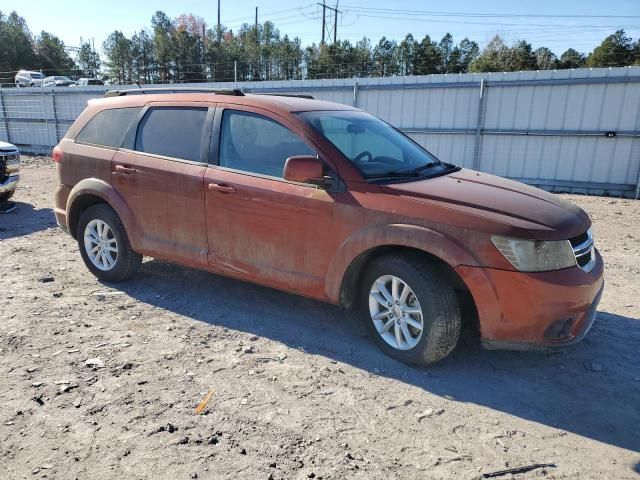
[0,190,14,203]
[359,253,461,365]
[77,204,141,282]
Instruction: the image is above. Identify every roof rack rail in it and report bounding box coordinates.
[250,93,314,100]
[104,87,244,98]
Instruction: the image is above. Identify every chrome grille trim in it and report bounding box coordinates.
[0,150,20,185]
[571,228,595,273]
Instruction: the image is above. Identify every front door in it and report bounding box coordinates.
[204,107,336,297]
[111,104,211,267]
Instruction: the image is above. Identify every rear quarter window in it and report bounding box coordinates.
[75,107,141,148]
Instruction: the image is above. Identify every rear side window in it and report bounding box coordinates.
[219,110,315,178]
[135,107,208,162]
[76,107,141,148]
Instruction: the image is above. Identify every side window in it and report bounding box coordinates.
[76,107,141,148]
[219,110,315,178]
[135,107,208,162]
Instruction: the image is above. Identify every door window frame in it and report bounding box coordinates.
[120,102,216,166]
[209,105,342,190]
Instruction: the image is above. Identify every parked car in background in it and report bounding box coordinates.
[73,78,105,86]
[42,76,75,87]
[0,141,20,203]
[52,88,604,365]
[14,70,44,87]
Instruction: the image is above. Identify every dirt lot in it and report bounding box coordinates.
[1,157,639,480]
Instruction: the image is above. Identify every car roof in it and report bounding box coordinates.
[91,91,358,114]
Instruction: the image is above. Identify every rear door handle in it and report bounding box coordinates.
[114,165,137,175]
[208,183,236,194]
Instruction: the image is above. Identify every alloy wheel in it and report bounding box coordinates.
[368,274,424,350]
[83,219,118,271]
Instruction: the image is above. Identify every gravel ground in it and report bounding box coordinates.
[1,157,639,480]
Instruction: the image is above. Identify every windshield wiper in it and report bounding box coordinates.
[411,161,442,173]
[365,170,421,180]
[366,162,444,180]
[365,161,449,181]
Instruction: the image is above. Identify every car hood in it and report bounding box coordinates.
[383,168,590,240]
[0,140,17,151]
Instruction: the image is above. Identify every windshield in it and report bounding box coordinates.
[30,72,43,79]
[54,76,69,80]
[297,110,453,180]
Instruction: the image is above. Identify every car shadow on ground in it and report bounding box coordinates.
[116,259,640,456]
[0,201,57,240]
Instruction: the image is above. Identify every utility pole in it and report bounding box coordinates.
[334,1,338,44]
[217,0,221,43]
[255,7,258,31]
[318,2,341,45]
[321,1,325,45]
[202,23,206,78]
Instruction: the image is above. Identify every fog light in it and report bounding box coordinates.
[544,318,575,340]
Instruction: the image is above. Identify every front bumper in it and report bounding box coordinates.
[456,249,604,349]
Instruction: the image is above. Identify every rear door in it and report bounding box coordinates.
[111,102,213,267]
[203,105,337,297]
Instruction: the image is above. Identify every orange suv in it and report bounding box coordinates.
[53,88,604,364]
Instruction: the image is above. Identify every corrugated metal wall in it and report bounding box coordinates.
[1,67,639,197]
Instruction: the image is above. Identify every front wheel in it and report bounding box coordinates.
[359,253,461,365]
[0,190,15,204]
[77,204,141,282]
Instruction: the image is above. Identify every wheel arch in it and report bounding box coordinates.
[66,178,140,249]
[327,224,480,334]
[340,245,479,335]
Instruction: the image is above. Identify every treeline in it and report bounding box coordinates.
[2,9,640,85]
[0,10,99,82]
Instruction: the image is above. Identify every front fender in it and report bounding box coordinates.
[66,178,141,250]
[324,223,480,303]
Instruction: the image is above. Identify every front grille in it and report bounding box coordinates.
[570,229,595,272]
[569,232,589,248]
[0,152,18,183]
[577,253,591,268]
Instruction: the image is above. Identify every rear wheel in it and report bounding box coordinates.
[77,204,141,282]
[359,253,461,365]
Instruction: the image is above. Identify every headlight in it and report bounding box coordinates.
[491,236,576,272]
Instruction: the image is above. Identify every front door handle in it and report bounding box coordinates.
[208,183,236,194]
[114,165,137,175]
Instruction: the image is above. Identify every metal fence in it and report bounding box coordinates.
[1,66,639,198]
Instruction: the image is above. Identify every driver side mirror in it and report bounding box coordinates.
[283,155,331,186]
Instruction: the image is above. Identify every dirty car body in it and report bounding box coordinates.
[53,89,604,364]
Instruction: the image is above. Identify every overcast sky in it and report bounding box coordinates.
[10,0,640,56]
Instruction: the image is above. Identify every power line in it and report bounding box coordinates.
[339,5,640,19]
[341,10,640,29]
